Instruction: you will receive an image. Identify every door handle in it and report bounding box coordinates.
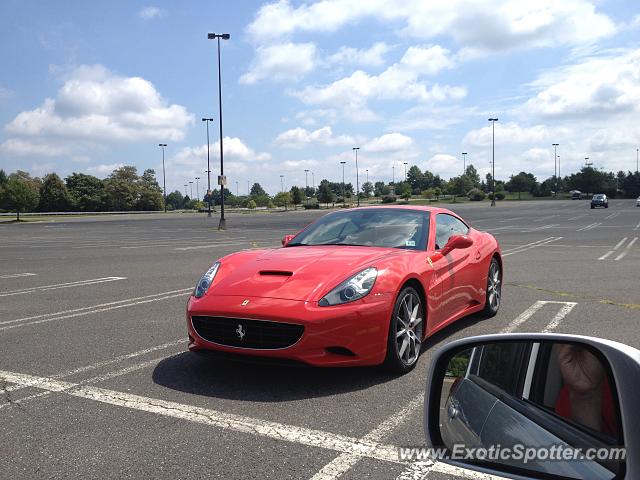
[475,251,481,260]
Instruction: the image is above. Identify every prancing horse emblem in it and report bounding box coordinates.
[241,299,250,306]
[236,324,245,341]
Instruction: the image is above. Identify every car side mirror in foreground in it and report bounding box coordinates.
[441,235,473,256]
[281,234,296,247]
[424,333,640,480]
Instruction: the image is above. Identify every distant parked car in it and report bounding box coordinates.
[636,196,640,207]
[591,194,608,209]
[571,190,582,200]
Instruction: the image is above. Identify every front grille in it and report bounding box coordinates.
[191,316,304,349]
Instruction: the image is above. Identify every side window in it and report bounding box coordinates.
[435,214,469,249]
[469,343,527,396]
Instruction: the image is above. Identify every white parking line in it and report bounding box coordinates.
[502,301,577,334]
[0,277,126,297]
[0,369,402,464]
[634,221,640,231]
[577,222,601,232]
[0,272,38,279]
[502,237,561,256]
[541,303,578,332]
[568,214,587,221]
[604,212,620,220]
[521,224,558,233]
[614,237,638,261]
[0,288,192,327]
[1,339,184,395]
[310,396,423,480]
[0,289,191,332]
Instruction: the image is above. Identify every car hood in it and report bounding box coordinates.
[206,245,407,302]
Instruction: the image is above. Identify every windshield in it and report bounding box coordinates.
[288,208,430,250]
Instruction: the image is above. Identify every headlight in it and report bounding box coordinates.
[193,262,220,298]
[319,267,377,306]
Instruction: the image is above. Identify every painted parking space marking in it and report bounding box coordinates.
[577,222,601,232]
[614,237,638,261]
[521,224,558,233]
[0,277,126,298]
[502,237,561,256]
[502,301,577,334]
[604,212,620,220]
[0,272,38,279]
[0,290,190,332]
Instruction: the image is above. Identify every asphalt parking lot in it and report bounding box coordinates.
[1,199,639,480]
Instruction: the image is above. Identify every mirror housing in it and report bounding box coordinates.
[281,234,296,247]
[424,333,640,479]
[441,234,473,255]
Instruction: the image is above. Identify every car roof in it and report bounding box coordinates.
[325,204,461,217]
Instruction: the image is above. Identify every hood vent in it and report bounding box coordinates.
[259,270,293,277]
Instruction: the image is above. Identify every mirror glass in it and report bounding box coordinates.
[438,341,624,480]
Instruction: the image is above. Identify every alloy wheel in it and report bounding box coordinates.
[395,292,423,366]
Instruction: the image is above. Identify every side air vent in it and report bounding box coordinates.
[259,270,293,276]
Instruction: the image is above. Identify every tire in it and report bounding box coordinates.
[605,204,609,208]
[483,257,502,317]
[591,205,594,209]
[383,286,424,374]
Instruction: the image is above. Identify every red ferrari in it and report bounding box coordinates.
[186,206,502,373]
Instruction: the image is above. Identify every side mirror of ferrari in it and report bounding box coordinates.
[281,234,296,247]
[424,333,639,480]
[441,235,473,255]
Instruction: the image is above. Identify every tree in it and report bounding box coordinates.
[374,181,389,197]
[506,172,538,200]
[464,164,481,188]
[317,180,335,206]
[2,177,39,220]
[250,182,267,197]
[448,176,474,196]
[304,186,316,198]
[273,191,291,210]
[137,169,164,211]
[104,166,139,211]
[66,173,105,211]
[422,188,435,201]
[290,186,303,206]
[406,165,424,191]
[361,181,374,198]
[38,173,71,212]
[166,190,184,210]
[568,167,606,196]
[0,169,7,188]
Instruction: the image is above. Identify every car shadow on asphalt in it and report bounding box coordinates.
[151,311,487,402]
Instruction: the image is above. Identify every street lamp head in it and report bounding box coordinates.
[340,161,346,165]
[352,147,359,151]
[208,33,230,40]
[462,152,467,155]
[158,143,167,147]
[552,143,559,146]
[488,118,498,122]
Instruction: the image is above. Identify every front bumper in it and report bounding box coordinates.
[186,293,394,366]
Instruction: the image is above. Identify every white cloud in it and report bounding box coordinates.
[247,0,615,53]
[0,86,13,103]
[3,65,193,158]
[363,133,413,153]
[463,122,555,147]
[281,159,319,170]
[294,45,464,120]
[168,137,271,181]
[138,6,165,21]
[274,126,355,148]
[328,42,390,68]
[0,138,70,157]
[87,163,125,175]
[522,49,640,118]
[240,42,317,84]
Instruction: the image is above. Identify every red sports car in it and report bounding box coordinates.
[186,206,502,373]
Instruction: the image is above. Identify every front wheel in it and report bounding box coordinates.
[384,287,424,374]
[483,257,502,317]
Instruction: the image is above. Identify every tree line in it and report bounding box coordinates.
[2,163,639,218]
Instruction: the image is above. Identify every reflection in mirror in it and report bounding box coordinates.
[439,341,624,480]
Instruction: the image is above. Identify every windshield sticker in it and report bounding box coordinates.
[406,240,416,247]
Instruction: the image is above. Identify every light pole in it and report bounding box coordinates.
[195,177,200,201]
[184,184,188,198]
[304,169,309,205]
[462,152,467,174]
[189,181,194,199]
[637,148,639,174]
[208,32,230,230]
[392,164,395,185]
[202,118,214,217]
[247,180,250,196]
[340,161,346,205]
[353,147,360,207]
[585,157,592,167]
[158,144,167,212]
[235,181,239,196]
[552,143,559,197]
[488,118,498,206]
[280,175,284,193]
[557,156,560,195]
[311,172,315,192]
[403,162,408,182]
[366,169,369,184]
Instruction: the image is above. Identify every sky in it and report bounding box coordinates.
[1,0,640,197]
